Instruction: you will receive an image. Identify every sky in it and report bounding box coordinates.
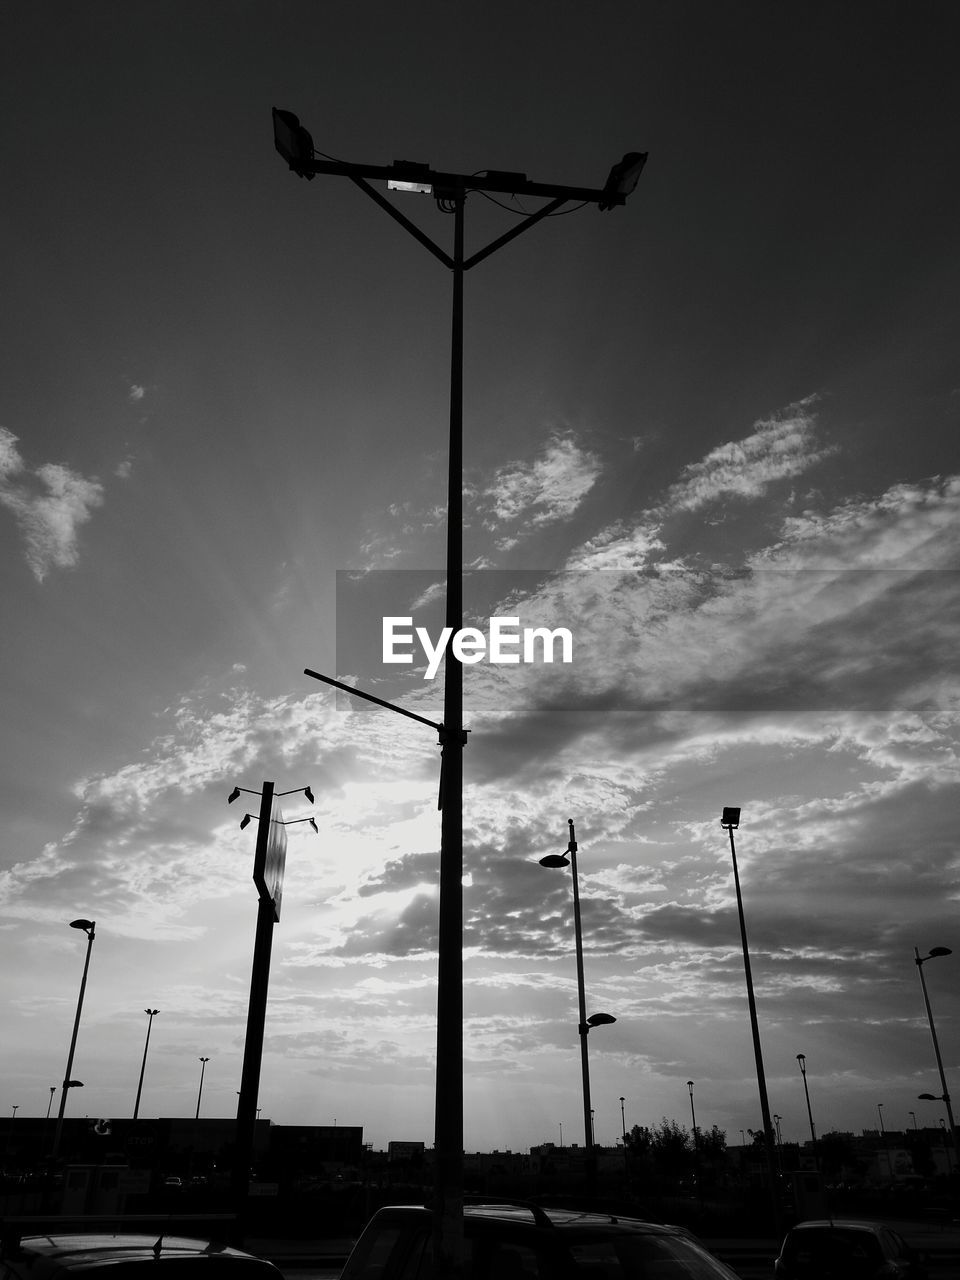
[1,1,959,1156]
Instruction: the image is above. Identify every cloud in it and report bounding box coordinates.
[128,384,146,402]
[0,428,105,581]
[473,431,601,547]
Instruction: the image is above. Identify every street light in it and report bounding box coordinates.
[914,946,957,1146]
[539,818,617,1169]
[133,1008,159,1120]
[797,1053,818,1151]
[720,809,778,1226]
[279,112,646,1278]
[52,918,96,1159]
[196,1057,210,1120]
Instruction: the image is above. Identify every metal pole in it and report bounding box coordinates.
[915,948,958,1144]
[52,921,95,1159]
[196,1057,210,1121]
[234,782,277,1236]
[726,824,779,1228]
[569,825,592,1158]
[134,1009,158,1120]
[432,182,465,1280]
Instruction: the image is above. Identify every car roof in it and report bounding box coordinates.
[2,1235,278,1277]
[375,1204,685,1233]
[788,1219,885,1232]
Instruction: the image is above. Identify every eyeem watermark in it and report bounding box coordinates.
[383,615,573,680]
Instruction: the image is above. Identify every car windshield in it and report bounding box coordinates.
[568,1234,741,1278]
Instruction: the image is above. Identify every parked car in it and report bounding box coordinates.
[339,1202,744,1278]
[774,1219,928,1279]
[0,1233,283,1280]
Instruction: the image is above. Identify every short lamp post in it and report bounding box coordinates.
[539,818,616,1172]
[196,1057,210,1120]
[914,946,957,1146]
[52,918,96,1159]
[133,1008,159,1120]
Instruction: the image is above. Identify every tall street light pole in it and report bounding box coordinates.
[539,818,616,1190]
[914,946,957,1145]
[797,1053,818,1151]
[196,1057,210,1120]
[275,110,646,1277]
[52,918,96,1160]
[720,809,779,1229]
[134,1008,159,1120]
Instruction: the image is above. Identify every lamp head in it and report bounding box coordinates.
[227,787,240,804]
[65,1080,84,1088]
[308,817,319,834]
[272,107,315,180]
[918,1092,940,1101]
[240,813,253,830]
[929,946,952,958]
[145,1008,159,1016]
[304,786,315,804]
[721,807,741,829]
[539,854,570,869]
[598,151,648,210]
[70,918,95,932]
[586,1012,616,1027]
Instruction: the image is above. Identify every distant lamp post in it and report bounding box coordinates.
[196,1057,210,1120]
[720,809,778,1222]
[620,1096,626,1143]
[914,946,957,1147]
[539,818,617,1163]
[773,1114,783,1173]
[797,1054,818,1153]
[909,1111,918,1131]
[46,1087,55,1119]
[133,1008,159,1120]
[52,918,96,1159]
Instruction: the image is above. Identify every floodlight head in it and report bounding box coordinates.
[240,813,252,830]
[721,807,741,829]
[308,817,318,834]
[598,151,648,210]
[539,854,570,869]
[227,787,241,804]
[304,786,315,804]
[272,107,315,180]
[587,1012,616,1027]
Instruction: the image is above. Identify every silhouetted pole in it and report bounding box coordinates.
[914,946,958,1145]
[196,1056,210,1120]
[233,781,276,1220]
[52,918,96,1159]
[720,810,779,1230]
[797,1053,818,1152]
[272,111,647,1278]
[134,1008,159,1120]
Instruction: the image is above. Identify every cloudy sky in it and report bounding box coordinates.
[2,2,959,1155]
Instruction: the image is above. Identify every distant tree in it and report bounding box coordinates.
[697,1124,727,1159]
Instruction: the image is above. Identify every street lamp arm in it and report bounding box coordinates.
[347,174,455,268]
[304,668,442,733]
[463,197,568,272]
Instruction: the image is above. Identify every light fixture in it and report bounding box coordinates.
[304,786,315,804]
[720,807,741,830]
[271,108,315,180]
[240,813,252,830]
[599,152,648,210]
[586,1012,616,1027]
[228,787,241,804]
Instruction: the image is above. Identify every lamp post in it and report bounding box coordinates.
[539,818,617,1175]
[773,1114,783,1173]
[196,1057,210,1120]
[620,1096,626,1143]
[914,946,957,1146]
[52,918,96,1159]
[797,1054,818,1151]
[276,112,646,1278]
[720,809,778,1226]
[909,1111,918,1131]
[133,1008,159,1120]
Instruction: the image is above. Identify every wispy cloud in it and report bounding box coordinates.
[0,428,104,581]
[473,431,601,549]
